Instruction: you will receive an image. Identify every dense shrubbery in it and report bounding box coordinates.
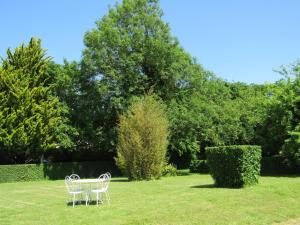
[116,95,169,180]
[0,161,119,183]
[206,145,262,188]
[189,160,209,173]
[260,155,299,175]
[0,0,299,178]
[281,131,300,168]
[161,164,177,177]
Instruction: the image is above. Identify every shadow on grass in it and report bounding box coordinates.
[66,201,86,207]
[190,184,241,189]
[66,200,108,207]
[190,184,216,189]
[110,178,129,182]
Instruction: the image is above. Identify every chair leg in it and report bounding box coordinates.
[73,194,75,208]
[85,193,88,206]
[105,191,110,205]
[96,193,99,207]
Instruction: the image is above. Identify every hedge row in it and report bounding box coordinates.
[206,145,262,188]
[190,156,300,175]
[261,155,300,175]
[0,161,120,183]
[189,160,209,173]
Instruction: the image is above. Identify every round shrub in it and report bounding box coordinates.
[161,164,177,177]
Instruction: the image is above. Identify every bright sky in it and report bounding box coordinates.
[1,0,300,84]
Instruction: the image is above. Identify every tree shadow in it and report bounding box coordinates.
[110,178,129,182]
[190,184,216,189]
[190,184,241,189]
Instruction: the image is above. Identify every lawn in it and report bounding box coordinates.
[0,174,300,225]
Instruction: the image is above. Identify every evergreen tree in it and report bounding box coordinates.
[0,38,76,163]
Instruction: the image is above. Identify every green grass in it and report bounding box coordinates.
[0,174,300,225]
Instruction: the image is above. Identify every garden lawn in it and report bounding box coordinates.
[0,174,300,225]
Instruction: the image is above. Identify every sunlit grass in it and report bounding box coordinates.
[0,174,300,225]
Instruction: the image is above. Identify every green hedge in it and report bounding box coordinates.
[189,160,209,173]
[0,161,120,183]
[206,145,262,188]
[261,155,300,175]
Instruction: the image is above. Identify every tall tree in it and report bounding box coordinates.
[79,0,208,153]
[0,38,76,163]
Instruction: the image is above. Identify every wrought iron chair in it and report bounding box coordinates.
[91,173,111,206]
[65,174,89,207]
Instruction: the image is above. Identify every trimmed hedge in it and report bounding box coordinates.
[189,160,209,173]
[206,145,262,188]
[261,155,300,175]
[0,161,120,183]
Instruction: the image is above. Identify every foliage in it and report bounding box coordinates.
[116,95,169,180]
[206,145,262,188]
[80,0,208,155]
[0,0,300,178]
[281,130,300,168]
[0,38,76,163]
[0,161,119,183]
[189,160,209,173]
[256,65,300,156]
[161,164,177,177]
[260,155,298,175]
[168,80,269,167]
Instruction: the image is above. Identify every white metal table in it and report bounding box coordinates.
[72,179,99,184]
[72,179,100,205]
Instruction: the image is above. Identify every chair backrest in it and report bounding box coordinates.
[105,172,111,179]
[70,174,80,180]
[95,173,110,191]
[65,175,81,193]
[102,174,110,191]
[65,176,70,193]
[98,173,106,180]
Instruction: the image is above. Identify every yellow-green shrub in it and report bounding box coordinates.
[116,95,169,180]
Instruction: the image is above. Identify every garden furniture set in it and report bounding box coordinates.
[65,172,111,207]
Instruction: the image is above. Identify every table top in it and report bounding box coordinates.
[72,179,99,183]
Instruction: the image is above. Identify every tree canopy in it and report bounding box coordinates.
[0,0,299,170]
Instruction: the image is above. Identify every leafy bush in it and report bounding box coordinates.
[281,131,300,168]
[161,164,177,177]
[189,160,209,173]
[206,145,262,188]
[116,95,169,180]
[0,161,119,183]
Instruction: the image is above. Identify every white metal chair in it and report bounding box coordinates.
[91,173,111,206]
[69,174,80,180]
[105,172,111,179]
[65,175,86,207]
